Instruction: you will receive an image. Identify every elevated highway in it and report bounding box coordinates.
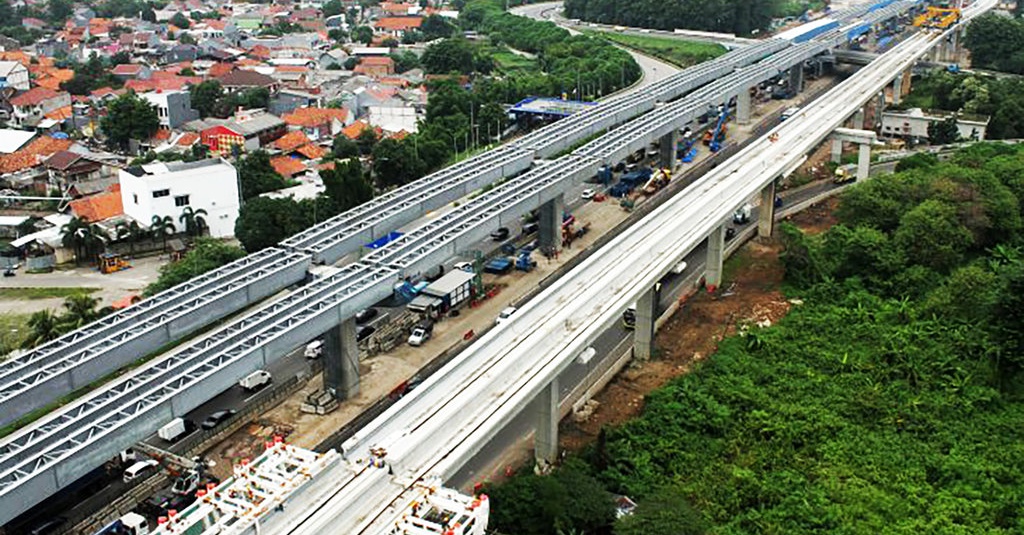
[0,0,933,525]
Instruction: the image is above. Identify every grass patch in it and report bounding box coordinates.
[0,313,30,359]
[0,287,101,300]
[585,31,726,68]
[493,48,540,73]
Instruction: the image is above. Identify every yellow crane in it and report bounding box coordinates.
[913,1,962,30]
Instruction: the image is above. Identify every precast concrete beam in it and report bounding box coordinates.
[539,193,564,253]
[324,317,360,400]
[534,378,559,469]
[633,286,658,361]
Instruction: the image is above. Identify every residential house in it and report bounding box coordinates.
[354,56,395,77]
[373,17,423,40]
[319,49,349,69]
[269,89,322,116]
[140,90,200,130]
[21,17,46,31]
[194,109,287,155]
[10,87,72,128]
[0,129,35,154]
[69,186,124,223]
[119,158,240,238]
[282,107,350,141]
[0,61,29,91]
[111,63,153,81]
[368,104,421,135]
[44,150,111,187]
[216,68,279,94]
[880,108,989,141]
[0,136,75,193]
[163,44,200,64]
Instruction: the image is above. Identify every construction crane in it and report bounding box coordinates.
[703,108,730,152]
[913,1,962,29]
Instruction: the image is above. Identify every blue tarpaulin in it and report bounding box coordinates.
[365,231,403,249]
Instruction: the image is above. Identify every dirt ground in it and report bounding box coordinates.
[560,199,837,451]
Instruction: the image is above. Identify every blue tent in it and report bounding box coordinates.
[365,231,403,249]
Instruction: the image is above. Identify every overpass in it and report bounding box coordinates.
[0,0,933,526]
[266,2,995,532]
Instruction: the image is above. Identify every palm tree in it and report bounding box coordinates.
[60,216,90,265]
[23,310,60,348]
[151,215,175,251]
[179,207,209,238]
[58,294,100,333]
[115,221,143,255]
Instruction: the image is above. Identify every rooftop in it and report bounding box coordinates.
[10,87,64,107]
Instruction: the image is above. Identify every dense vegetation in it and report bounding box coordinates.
[583,31,726,68]
[144,238,245,296]
[564,0,777,35]
[487,143,1024,534]
[964,13,1024,75]
[898,70,1024,140]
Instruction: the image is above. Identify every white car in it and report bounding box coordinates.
[453,261,473,273]
[495,306,517,325]
[581,188,596,200]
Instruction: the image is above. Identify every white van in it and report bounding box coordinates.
[123,459,159,484]
[239,370,272,391]
[671,261,688,275]
[304,340,323,359]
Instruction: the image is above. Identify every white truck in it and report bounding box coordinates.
[408,321,434,347]
[158,417,187,442]
[93,512,149,535]
[239,370,272,391]
[733,203,752,224]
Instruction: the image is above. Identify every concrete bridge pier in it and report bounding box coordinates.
[736,86,753,125]
[632,285,659,361]
[659,129,678,170]
[533,377,559,470]
[789,64,805,94]
[705,224,726,291]
[539,193,565,253]
[324,317,360,400]
[758,180,776,239]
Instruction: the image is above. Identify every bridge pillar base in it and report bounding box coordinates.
[857,141,871,181]
[534,378,559,471]
[633,285,658,361]
[758,181,776,240]
[831,138,843,164]
[324,317,360,400]
[853,107,865,130]
[706,224,726,289]
[789,65,804,94]
[539,193,564,253]
[659,130,678,171]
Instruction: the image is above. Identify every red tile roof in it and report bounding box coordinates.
[10,87,63,107]
[208,62,236,78]
[341,120,379,140]
[273,130,312,152]
[282,107,348,128]
[0,137,74,174]
[44,106,72,121]
[176,132,200,146]
[374,17,423,31]
[69,190,123,222]
[111,64,144,75]
[269,155,306,177]
[295,143,327,159]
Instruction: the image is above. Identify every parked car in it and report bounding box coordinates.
[522,222,540,235]
[238,370,271,391]
[304,339,324,359]
[201,409,237,430]
[123,458,160,484]
[357,325,376,341]
[355,308,379,324]
[490,227,510,241]
[581,188,596,200]
[453,261,474,273]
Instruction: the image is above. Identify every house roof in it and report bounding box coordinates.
[295,143,326,159]
[10,87,63,107]
[125,76,200,92]
[342,120,378,140]
[0,129,35,154]
[216,68,276,88]
[111,64,144,75]
[44,106,73,121]
[269,155,306,177]
[69,189,123,222]
[0,61,24,77]
[282,106,348,128]
[374,17,422,31]
[208,62,236,78]
[44,150,83,171]
[0,136,74,174]
[176,132,200,146]
[361,56,395,66]
[273,130,312,152]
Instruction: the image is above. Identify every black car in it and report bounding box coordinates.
[357,325,376,341]
[490,227,510,241]
[201,409,237,430]
[355,308,379,324]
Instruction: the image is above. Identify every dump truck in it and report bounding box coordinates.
[834,163,858,184]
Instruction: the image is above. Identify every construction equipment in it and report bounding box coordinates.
[98,252,130,274]
[703,108,729,152]
[834,163,858,184]
[515,251,536,272]
[913,4,961,29]
[642,168,672,195]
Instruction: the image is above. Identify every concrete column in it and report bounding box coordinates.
[658,130,678,171]
[736,87,752,125]
[831,138,843,163]
[324,317,360,400]
[853,107,865,130]
[533,378,559,469]
[633,285,658,361]
[857,142,871,181]
[892,71,903,106]
[538,193,564,253]
[705,225,725,291]
[758,181,776,239]
[788,65,804,94]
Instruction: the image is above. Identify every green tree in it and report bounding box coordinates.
[58,294,101,332]
[22,310,60,348]
[421,38,475,74]
[237,150,289,199]
[353,25,374,44]
[894,199,974,273]
[115,220,144,255]
[614,485,707,535]
[487,460,615,535]
[390,51,421,73]
[322,159,373,210]
[145,238,246,296]
[332,136,360,159]
[170,12,191,29]
[927,115,961,145]
[179,206,208,237]
[48,0,72,23]
[234,197,306,252]
[150,214,176,250]
[421,14,455,39]
[101,92,160,150]
[372,137,425,189]
[356,127,379,155]
[323,0,343,17]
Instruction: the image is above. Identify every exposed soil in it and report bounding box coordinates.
[560,206,836,451]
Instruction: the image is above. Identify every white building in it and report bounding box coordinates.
[119,159,240,238]
[881,108,989,141]
[0,61,29,91]
[368,105,421,134]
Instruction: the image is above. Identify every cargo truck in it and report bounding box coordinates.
[406,269,476,317]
